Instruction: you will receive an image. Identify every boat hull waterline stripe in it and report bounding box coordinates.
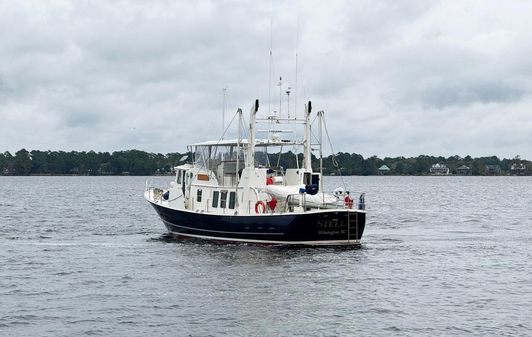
[164,227,361,246]
[162,219,284,236]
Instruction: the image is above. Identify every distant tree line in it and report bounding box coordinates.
[315,153,530,176]
[1,148,530,176]
[0,149,186,176]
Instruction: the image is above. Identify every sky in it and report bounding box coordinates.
[1,0,532,159]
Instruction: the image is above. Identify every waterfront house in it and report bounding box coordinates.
[456,165,470,176]
[485,165,500,176]
[510,163,526,176]
[378,165,390,175]
[430,163,449,175]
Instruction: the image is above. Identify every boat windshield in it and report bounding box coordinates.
[255,148,270,167]
[194,145,246,170]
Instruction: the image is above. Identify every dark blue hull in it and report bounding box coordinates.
[149,202,366,245]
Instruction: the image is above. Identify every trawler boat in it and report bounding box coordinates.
[144,100,366,246]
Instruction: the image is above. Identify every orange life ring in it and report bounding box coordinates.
[255,201,267,214]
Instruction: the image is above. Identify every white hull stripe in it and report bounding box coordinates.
[162,220,283,236]
[162,223,361,245]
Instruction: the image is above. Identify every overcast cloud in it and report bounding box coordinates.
[1,0,532,158]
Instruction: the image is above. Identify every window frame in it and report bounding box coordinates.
[197,189,202,202]
[228,191,236,209]
[212,190,219,208]
[220,190,228,208]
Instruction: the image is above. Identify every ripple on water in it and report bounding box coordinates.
[1,176,531,336]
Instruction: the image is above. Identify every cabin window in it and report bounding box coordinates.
[228,192,236,209]
[303,172,311,185]
[220,191,228,208]
[212,191,219,208]
[176,171,182,184]
[197,189,202,202]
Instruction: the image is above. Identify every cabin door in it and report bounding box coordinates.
[181,171,185,195]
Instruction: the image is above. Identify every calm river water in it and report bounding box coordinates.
[1,176,531,336]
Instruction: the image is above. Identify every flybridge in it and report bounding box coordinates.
[187,99,317,172]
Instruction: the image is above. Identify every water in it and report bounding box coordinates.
[1,176,531,336]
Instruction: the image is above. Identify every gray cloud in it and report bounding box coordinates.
[419,81,523,109]
[1,0,532,159]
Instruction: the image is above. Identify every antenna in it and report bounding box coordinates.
[278,76,282,119]
[222,88,227,139]
[268,2,274,117]
[286,87,291,118]
[294,0,301,119]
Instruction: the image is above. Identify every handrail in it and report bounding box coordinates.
[347,209,350,244]
[249,187,260,202]
[281,192,357,211]
[284,193,307,212]
[145,178,154,191]
[167,194,183,202]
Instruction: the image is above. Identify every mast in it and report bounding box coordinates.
[303,101,312,170]
[268,10,273,117]
[236,108,242,209]
[247,99,259,168]
[294,0,301,121]
[318,110,324,192]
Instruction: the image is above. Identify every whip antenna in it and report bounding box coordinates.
[221,88,227,139]
[268,1,273,117]
[294,0,301,119]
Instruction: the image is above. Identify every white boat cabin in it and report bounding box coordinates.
[165,139,326,216]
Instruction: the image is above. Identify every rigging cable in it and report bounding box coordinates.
[321,113,347,190]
